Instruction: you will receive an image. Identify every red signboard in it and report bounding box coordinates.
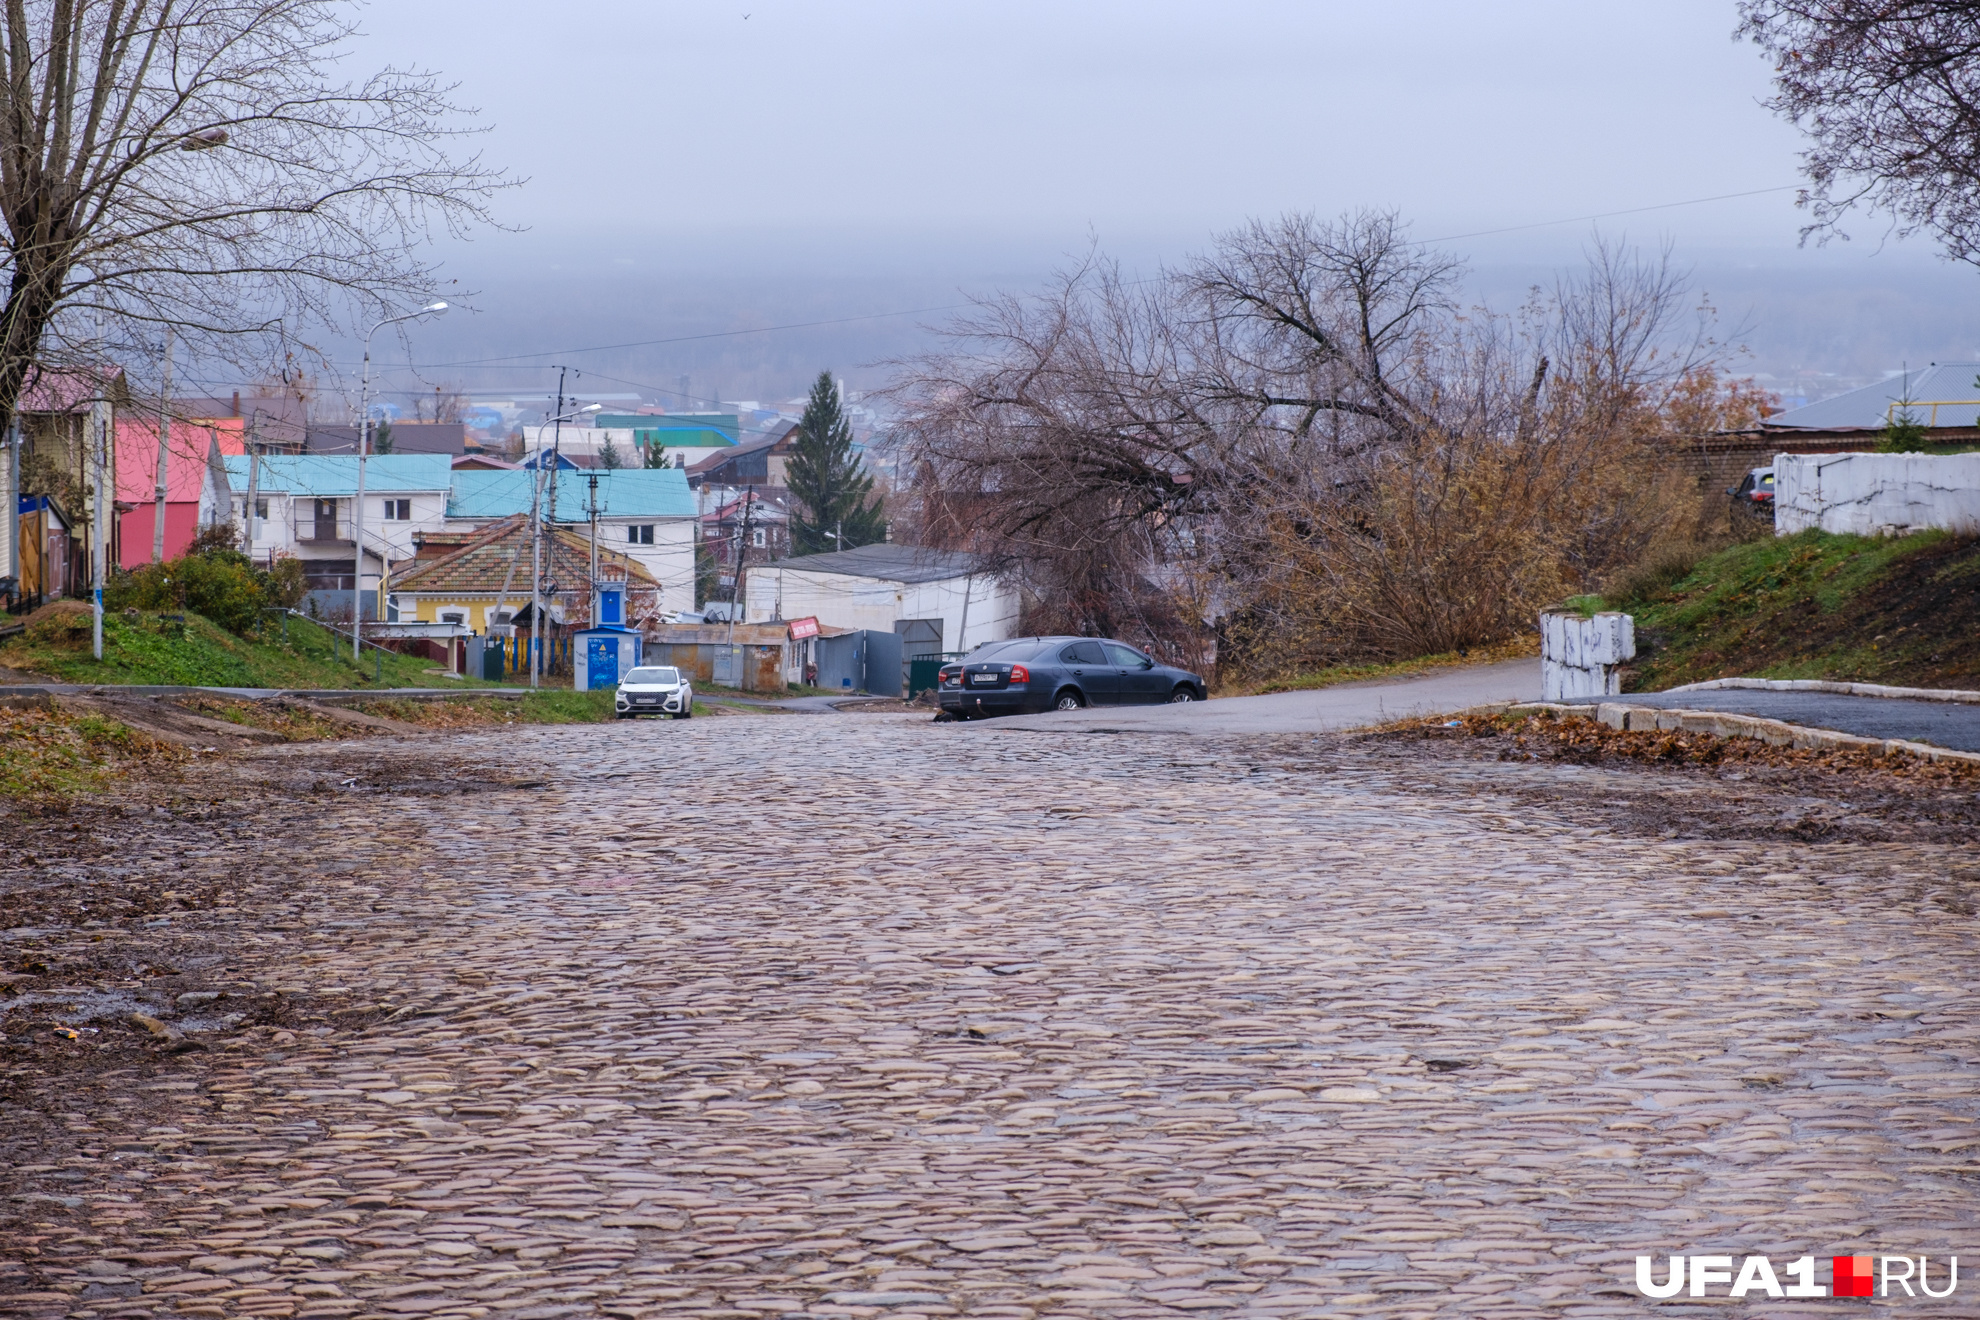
[787,616,821,640]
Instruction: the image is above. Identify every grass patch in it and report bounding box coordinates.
[352,690,617,727]
[1602,529,1980,691]
[0,706,186,798]
[0,608,495,690]
[1234,634,1539,697]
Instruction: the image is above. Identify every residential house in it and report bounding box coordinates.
[387,513,662,637]
[596,412,742,470]
[1676,363,1979,495]
[685,422,800,491]
[117,416,246,568]
[1764,363,1980,443]
[743,543,1017,654]
[700,488,791,606]
[212,453,454,616]
[446,468,697,616]
[180,392,309,452]
[7,367,121,598]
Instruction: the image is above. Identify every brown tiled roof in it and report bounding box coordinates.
[389,514,658,594]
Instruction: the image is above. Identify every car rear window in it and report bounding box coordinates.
[1061,641,1106,665]
[970,641,1035,661]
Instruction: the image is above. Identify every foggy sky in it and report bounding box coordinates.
[261,1,1976,413]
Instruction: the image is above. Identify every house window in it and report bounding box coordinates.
[440,610,466,625]
[752,527,767,547]
[382,498,412,521]
[627,524,654,545]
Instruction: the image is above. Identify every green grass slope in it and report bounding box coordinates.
[1612,530,1980,692]
[0,608,494,690]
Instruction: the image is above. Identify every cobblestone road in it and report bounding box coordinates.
[5,714,1980,1319]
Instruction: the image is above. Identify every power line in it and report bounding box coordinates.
[1419,184,1799,244]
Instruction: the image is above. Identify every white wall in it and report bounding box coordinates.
[519,425,711,470]
[1776,452,1980,536]
[746,567,1019,652]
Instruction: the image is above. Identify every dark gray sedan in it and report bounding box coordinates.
[937,636,1207,718]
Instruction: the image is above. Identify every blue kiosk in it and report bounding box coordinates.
[575,624,642,691]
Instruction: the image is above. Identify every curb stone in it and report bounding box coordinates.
[1663,676,1980,705]
[1477,700,1980,768]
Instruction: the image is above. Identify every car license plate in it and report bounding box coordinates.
[970,673,998,684]
[636,697,657,704]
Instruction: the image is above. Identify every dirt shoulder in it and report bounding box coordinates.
[1359,708,1980,848]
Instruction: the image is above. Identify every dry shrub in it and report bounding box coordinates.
[22,600,94,648]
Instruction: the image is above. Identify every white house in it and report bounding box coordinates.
[744,544,1018,654]
[216,453,454,617]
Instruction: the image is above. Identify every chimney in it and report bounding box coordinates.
[230,390,240,417]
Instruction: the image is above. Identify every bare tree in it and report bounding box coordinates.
[0,0,505,436]
[892,214,1748,679]
[1739,2,1980,264]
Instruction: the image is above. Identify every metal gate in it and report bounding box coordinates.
[864,629,902,697]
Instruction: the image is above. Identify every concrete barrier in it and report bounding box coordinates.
[1775,451,1980,536]
[1540,610,1634,701]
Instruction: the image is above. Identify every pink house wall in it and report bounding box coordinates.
[113,416,244,568]
[116,502,204,569]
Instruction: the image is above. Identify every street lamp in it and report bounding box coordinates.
[527,402,603,688]
[351,301,447,663]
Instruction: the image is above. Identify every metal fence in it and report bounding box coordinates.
[479,635,571,680]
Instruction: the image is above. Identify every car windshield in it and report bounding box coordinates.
[622,667,681,685]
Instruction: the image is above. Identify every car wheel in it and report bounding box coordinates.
[1054,690,1085,712]
[680,708,693,719]
[1169,686,1197,703]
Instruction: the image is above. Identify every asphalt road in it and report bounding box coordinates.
[990,659,1542,736]
[1565,689,1980,753]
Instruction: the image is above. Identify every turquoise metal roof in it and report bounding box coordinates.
[447,468,695,521]
[222,454,453,496]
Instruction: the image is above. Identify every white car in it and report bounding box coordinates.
[615,665,694,719]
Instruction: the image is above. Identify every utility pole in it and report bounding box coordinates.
[151,327,172,563]
[587,471,600,626]
[723,485,756,678]
[534,368,567,688]
[242,415,261,565]
[92,403,109,660]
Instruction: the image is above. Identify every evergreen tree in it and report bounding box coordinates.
[1876,407,1927,454]
[597,432,626,469]
[787,371,885,555]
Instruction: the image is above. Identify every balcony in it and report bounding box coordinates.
[293,502,351,545]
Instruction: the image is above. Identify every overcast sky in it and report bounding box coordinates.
[315,0,1970,410]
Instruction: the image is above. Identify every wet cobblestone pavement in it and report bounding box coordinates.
[4,714,1979,1319]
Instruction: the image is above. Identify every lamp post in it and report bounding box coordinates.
[526,403,602,687]
[352,301,447,663]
